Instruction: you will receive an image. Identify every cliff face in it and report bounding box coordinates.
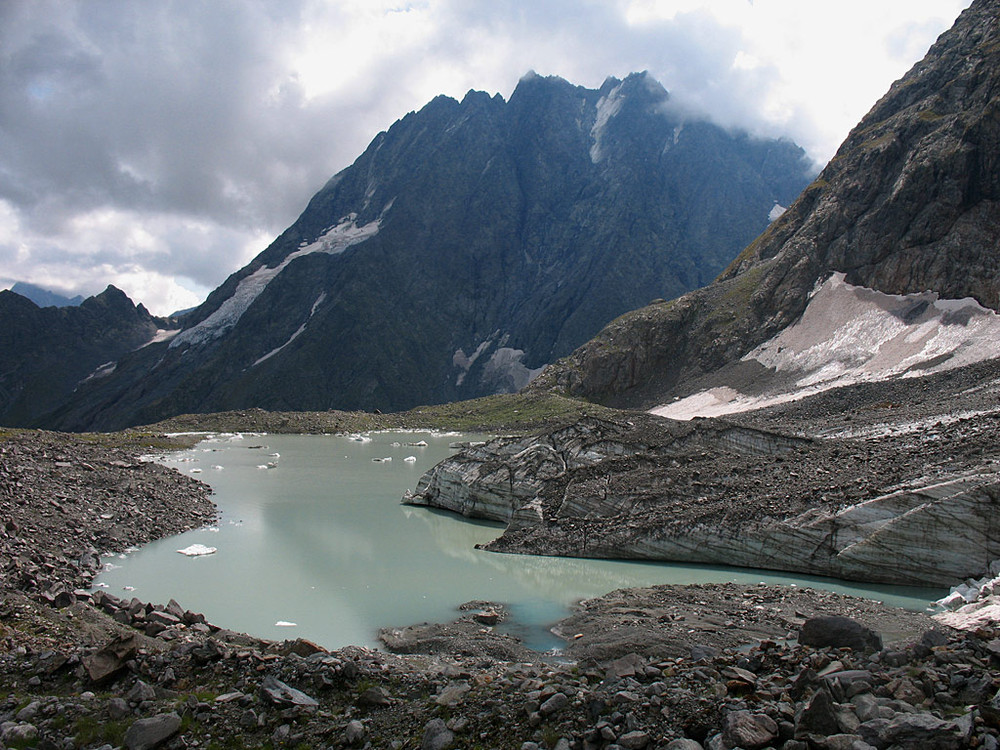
[538,0,1000,409]
[45,71,810,431]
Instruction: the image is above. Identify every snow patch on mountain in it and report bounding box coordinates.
[590,82,626,163]
[171,216,380,349]
[453,339,492,386]
[652,273,1000,420]
[768,203,786,222]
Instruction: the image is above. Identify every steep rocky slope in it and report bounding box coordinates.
[0,287,168,427]
[536,0,1000,409]
[45,71,810,431]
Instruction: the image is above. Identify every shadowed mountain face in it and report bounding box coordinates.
[42,71,810,431]
[538,0,1000,409]
[0,287,160,426]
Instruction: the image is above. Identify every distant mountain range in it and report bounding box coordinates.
[0,286,164,426]
[9,282,85,308]
[23,70,811,431]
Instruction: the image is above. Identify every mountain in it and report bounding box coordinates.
[407,0,1000,587]
[9,282,85,308]
[0,286,164,426]
[44,71,811,431]
[537,0,1000,411]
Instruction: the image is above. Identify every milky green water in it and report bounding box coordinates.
[94,431,943,651]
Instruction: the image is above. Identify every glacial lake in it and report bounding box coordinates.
[94,431,944,652]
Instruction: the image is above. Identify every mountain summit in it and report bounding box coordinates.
[43,71,810,430]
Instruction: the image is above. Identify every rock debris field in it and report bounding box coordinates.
[3,427,1000,750]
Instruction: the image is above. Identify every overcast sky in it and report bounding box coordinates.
[0,0,972,315]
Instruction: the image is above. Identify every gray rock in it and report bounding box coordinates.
[618,730,651,749]
[796,689,842,739]
[435,682,471,707]
[540,692,570,715]
[799,616,882,652]
[15,701,40,722]
[127,679,157,704]
[1,723,38,745]
[260,675,318,708]
[722,710,778,750]
[123,712,182,750]
[344,719,366,745]
[421,718,455,750]
[664,740,704,750]
[107,696,131,720]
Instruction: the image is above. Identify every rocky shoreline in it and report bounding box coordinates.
[3,427,1000,749]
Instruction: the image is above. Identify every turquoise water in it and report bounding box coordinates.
[94,431,944,651]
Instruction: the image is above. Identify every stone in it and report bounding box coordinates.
[798,617,882,652]
[107,696,131,720]
[540,692,570,715]
[260,675,318,708]
[127,680,157,704]
[2,723,38,745]
[359,686,392,706]
[435,682,471,707]
[344,719,365,745]
[123,712,182,750]
[796,689,842,739]
[83,633,139,683]
[618,730,651,749]
[664,741,704,750]
[722,710,778,750]
[421,718,455,750]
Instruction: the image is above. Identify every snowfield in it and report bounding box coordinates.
[653,272,1000,420]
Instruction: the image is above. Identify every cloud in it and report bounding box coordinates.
[0,0,971,314]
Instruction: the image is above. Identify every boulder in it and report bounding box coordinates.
[798,616,882,652]
[123,712,182,750]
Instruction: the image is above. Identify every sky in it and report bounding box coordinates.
[0,0,973,316]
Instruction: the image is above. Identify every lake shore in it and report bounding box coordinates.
[3,426,998,749]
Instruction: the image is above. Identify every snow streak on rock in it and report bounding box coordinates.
[171,216,380,349]
[590,82,625,164]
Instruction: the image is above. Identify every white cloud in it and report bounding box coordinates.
[0,0,972,314]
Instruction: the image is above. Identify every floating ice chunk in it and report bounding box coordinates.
[275,621,297,627]
[408,440,428,447]
[123,586,135,591]
[372,457,392,463]
[177,544,217,556]
[212,465,224,470]
[404,456,417,463]
[190,468,202,473]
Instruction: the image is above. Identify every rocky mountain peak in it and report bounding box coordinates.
[539,0,1000,409]
[33,71,811,430]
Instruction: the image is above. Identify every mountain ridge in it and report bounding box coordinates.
[40,70,811,431]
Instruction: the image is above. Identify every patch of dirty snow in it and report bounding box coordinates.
[653,273,1000,420]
